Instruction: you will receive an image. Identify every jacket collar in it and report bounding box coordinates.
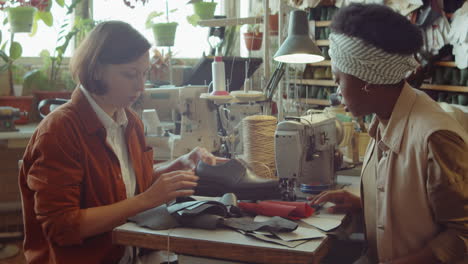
[70,87,135,136]
[368,82,417,154]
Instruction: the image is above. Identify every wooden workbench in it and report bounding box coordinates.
[113,176,361,264]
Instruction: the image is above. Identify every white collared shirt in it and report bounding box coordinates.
[80,86,136,199]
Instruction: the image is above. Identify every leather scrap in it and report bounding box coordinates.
[238,201,314,220]
[222,216,298,233]
[129,193,298,233]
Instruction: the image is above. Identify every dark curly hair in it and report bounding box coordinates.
[330,4,422,55]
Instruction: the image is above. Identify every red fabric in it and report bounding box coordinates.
[238,201,314,220]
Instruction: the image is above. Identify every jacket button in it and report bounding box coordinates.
[377,224,385,230]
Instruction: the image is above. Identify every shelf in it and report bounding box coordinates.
[315,21,332,27]
[434,61,457,67]
[315,40,329,46]
[298,98,330,106]
[198,16,263,27]
[420,84,468,93]
[291,79,336,86]
[308,60,331,66]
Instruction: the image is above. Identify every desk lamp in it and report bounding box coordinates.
[265,10,324,100]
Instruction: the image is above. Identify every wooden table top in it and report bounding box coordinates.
[113,222,331,264]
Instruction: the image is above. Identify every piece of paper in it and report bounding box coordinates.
[299,202,346,231]
[273,226,325,241]
[300,217,342,231]
[237,230,310,248]
[254,215,271,222]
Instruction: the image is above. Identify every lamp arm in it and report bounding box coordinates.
[265,62,286,101]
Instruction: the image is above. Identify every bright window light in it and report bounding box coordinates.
[93,0,225,58]
[0,1,72,57]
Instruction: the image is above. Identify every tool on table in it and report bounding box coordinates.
[0,107,26,132]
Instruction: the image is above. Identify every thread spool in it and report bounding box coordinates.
[242,115,277,179]
[211,56,229,96]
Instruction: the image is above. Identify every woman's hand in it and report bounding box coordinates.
[308,189,361,214]
[176,147,228,170]
[139,169,199,209]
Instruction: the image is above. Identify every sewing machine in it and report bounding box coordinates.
[275,112,339,200]
[217,102,263,157]
[138,85,220,160]
[0,107,24,132]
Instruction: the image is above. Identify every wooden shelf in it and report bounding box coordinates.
[308,60,331,66]
[420,84,468,93]
[298,98,330,106]
[291,79,336,86]
[315,21,332,27]
[434,61,457,67]
[315,40,329,46]
[198,16,263,27]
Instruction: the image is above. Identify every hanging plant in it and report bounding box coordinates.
[145,1,178,47]
[122,0,148,8]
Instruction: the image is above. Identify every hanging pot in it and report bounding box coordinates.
[8,6,37,33]
[152,22,178,47]
[193,2,217,20]
[269,13,279,36]
[243,32,263,51]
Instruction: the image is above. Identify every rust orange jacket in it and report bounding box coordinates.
[19,88,154,264]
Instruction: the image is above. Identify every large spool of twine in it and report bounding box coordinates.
[242,115,277,179]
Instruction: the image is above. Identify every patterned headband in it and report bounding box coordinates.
[328,33,419,85]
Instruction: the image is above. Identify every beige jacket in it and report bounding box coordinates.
[361,83,468,262]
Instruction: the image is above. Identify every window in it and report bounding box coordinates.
[93,0,226,58]
[0,1,73,57]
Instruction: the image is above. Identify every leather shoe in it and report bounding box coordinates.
[194,159,280,200]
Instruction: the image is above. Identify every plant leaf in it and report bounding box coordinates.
[23,69,50,91]
[55,0,65,7]
[0,63,10,73]
[9,42,22,60]
[29,13,40,36]
[38,11,53,27]
[0,50,9,63]
[44,0,53,12]
[187,14,200,27]
[146,11,164,29]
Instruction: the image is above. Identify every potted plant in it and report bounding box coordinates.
[243,24,263,51]
[187,0,217,22]
[146,1,178,47]
[0,29,34,123]
[269,12,279,36]
[22,14,94,118]
[0,0,56,33]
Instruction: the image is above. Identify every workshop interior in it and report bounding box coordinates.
[0,0,467,263]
